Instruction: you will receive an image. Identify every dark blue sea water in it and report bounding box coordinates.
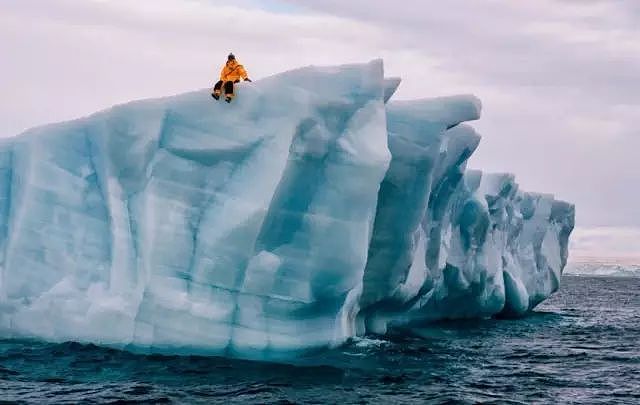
[1,276,639,404]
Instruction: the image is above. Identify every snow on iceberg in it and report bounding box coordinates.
[0,60,574,361]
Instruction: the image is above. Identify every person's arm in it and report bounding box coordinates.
[240,66,251,82]
[219,66,226,81]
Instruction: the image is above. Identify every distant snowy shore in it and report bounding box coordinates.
[565,258,640,278]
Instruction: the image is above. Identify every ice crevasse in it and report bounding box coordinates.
[0,60,574,361]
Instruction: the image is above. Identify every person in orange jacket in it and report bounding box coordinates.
[212,53,252,103]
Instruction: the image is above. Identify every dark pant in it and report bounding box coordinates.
[213,80,235,97]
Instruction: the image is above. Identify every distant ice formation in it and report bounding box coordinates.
[565,261,640,278]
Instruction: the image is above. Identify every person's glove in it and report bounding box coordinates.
[244,78,252,82]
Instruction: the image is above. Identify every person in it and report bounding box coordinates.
[212,53,252,103]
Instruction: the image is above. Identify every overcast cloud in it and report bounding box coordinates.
[0,0,638,258]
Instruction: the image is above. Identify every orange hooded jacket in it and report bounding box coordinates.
[220,59,249,82]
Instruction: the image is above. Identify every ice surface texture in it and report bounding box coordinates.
[0,60,574,360]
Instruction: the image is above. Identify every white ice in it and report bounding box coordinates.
[0,60,574,361]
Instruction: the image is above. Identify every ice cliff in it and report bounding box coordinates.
[0,60,574,361]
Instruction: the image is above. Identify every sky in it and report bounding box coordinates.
[0,0,638,259]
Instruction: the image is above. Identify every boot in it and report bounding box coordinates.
[212,93,220,100]
[225,96,232,103]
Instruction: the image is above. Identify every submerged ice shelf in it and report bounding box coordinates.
[0,60,574,361]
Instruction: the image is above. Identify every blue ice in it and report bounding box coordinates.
[0,60,574,361]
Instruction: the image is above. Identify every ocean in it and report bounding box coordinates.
[1,275,639,404]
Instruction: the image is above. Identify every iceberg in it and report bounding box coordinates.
[0,60,574,361]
